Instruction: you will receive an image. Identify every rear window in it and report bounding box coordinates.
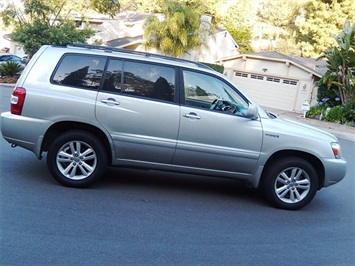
[52,54,106,90]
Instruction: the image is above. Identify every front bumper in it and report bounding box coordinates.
[322,157,347,187]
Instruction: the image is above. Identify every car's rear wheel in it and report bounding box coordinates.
[47,131,107,188]
[262,157,319,210]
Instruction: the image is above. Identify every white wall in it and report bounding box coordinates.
[182,31,239,63]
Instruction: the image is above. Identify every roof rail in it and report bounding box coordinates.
[67,43,213,70]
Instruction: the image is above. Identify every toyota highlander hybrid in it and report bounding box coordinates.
[0,44,347,210]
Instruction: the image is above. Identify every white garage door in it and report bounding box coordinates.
[232,72,299,111]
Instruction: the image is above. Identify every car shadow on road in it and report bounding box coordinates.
[3,151,262,207]
[96,167,266,206]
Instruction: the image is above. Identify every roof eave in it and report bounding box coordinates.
[219,54,323,78]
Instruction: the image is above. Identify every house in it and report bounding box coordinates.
[220,52,327,112]
[89,12,161,50]
[1,10,239,63]
[92,12,239,63]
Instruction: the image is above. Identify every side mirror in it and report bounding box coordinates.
[245,105,259,120]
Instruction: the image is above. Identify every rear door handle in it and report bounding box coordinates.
[183,112,201,120]
[101,98,120,106]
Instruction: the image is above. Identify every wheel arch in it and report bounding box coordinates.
[260,150,325,190]
[41,121,113,164]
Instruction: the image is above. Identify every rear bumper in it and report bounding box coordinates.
[1,112,49,158]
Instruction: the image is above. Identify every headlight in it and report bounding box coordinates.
[331,142,341,159]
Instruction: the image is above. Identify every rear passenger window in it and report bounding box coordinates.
[52,54,106,90]
[103,59,123,92]
[123,61,175,102]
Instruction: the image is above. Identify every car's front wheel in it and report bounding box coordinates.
[47,130,107,188]
[262,157,319,210]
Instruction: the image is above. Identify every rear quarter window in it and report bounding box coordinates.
[51,54,106,90]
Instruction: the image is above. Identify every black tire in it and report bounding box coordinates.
[262,157,319,210]
[47,130,107,188]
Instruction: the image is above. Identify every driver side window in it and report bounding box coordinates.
[183,70,248,115]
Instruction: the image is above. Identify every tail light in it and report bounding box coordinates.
[10,87,26,115]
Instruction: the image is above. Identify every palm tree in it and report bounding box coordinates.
[0,62,24,77]
[143,0,212,57]
[319,20,355,104]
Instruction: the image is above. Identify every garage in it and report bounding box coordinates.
[233,71,299,111]
[220,52,324,112]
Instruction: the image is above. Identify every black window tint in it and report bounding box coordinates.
[52,54,106,89]
[123,61,175,102]
[103,59,122,92]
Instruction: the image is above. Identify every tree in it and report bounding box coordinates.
[121,0,254,54]
[1,0,94,58]
[252,0,302,54]
[219,0,255,54]
[90,0,120,18]
[143,0,212,57]
[119,0,163,12]
[257,0,301,28]
[319,20,355,104]
[226,26,253,54]
[296,0,355,58]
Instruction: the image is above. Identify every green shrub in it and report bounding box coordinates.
[306,98,354,125]
[316,82,341,108]
[0,61,24,77]
[344,121,355,127]
[306,106,322,119]
[323,106,345,123]
[342,99,355,123]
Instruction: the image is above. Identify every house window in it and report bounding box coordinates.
[235,72,248,78]
[266,77,281,83]
[250,74,264,80]
[283,79,298,85]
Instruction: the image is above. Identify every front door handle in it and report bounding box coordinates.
[183,112,201,120]
[101,98,120,106]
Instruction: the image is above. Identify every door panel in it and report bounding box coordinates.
[174,107,262,173]
[95,59,179,164]
[173,70,263,175]
[96,93,179,164]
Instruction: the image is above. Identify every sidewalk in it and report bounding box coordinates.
[262,106,355,142]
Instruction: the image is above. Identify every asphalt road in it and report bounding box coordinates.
[1,126,354,265]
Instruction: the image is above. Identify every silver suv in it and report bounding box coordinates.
[1,44,347,210]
